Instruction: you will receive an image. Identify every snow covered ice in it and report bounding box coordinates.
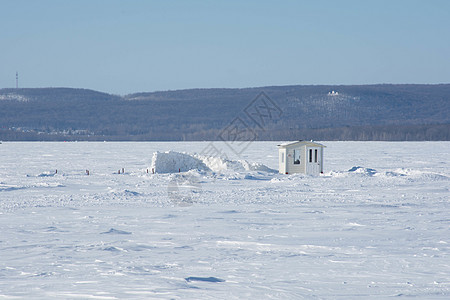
[0,141,449,299]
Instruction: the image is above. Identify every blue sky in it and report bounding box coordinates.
[1,0,449,94]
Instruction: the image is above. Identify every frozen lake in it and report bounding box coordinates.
[0,141,449,299]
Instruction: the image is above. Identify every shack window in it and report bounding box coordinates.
[281,152,284,163]
[315,149,318,163]
[293,149,300,164]
[309,149,313,162]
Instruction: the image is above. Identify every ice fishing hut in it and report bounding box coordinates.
[278,141,325,175]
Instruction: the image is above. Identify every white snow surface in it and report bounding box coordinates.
[151,150,276,173]
[0,141,449,299]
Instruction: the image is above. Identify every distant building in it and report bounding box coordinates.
[278,141,325,175]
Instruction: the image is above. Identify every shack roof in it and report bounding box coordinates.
[277,140,326,148]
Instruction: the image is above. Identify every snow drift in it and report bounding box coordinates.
[151,151,276,174]
[151,151,209,173]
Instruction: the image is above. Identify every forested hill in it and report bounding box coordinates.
[1,84,449,141]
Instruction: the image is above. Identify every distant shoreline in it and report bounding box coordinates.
[1,84,449,141]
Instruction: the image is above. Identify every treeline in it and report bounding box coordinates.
[268,124,450,141]
[2,124,448,142]
[0,84,449,141]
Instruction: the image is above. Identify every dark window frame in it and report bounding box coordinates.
[293,149,300,164]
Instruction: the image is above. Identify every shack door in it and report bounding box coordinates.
[306,147,321,175]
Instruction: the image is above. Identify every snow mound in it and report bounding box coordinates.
[201,155,275,173]
[383,168,449,181]
[101,228,132,235]
[26,171,57,178]
[348,166,377,176]
[151,151,210,173]
[327,166,378,177]
[185,276,225,283]
[151,151,276,174]
[0,184,27,192]
[327,166,449,181]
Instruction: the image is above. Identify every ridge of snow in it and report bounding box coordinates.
[151,151,276,174]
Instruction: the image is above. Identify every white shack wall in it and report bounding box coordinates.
[285,146,304,174]
[320,148,324,173]
[305,146,324,175]
[278,149,286,174]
